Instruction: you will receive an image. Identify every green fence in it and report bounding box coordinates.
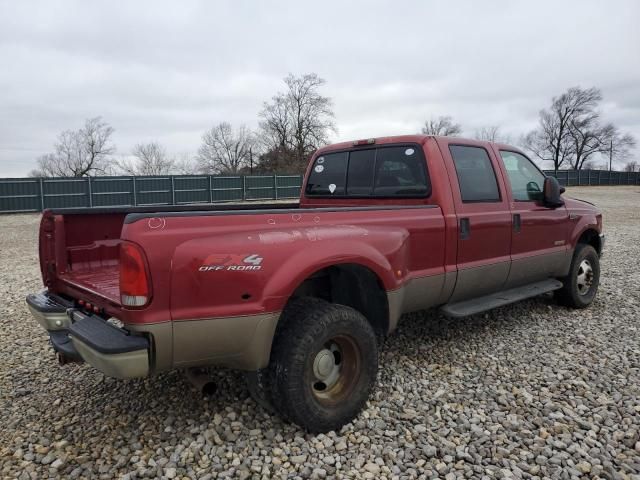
[544,169,640,187]
[0,174,303,213]
[2,170,637,213]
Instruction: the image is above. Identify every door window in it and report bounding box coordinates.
[499,151,545,201]
[449,145,501,202]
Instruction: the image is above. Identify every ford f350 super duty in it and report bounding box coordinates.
[27,135,604,432]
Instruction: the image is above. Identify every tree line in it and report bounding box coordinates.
[31,80,637,178]
[421,87,636,172]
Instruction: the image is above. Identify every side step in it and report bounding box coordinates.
[440,279,563,318]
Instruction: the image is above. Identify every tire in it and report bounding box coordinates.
[244,369,275,413]
[556,243,600,308]
[245,297,326,414]
[267,297,378,433]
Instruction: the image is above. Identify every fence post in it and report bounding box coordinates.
[242,175,246,201]
[132,176,137,206]
[87,177,93,207]
[208,175,213,204]
[274,175,278,200]
[39,178,45,211]
[171,176,176,205]
[598,170,602,186]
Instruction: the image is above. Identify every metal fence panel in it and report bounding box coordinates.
[91,177,134,207]
[43,178,89,209]
[0,178,41,212]
[211,176,243,202]
[543,169,640,187]
[0,174,303,213]
[245,176,276,200]
[174,176,209,204]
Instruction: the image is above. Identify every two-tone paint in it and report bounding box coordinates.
[34,135,603,377]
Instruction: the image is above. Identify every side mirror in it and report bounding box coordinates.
[543,176,564,208]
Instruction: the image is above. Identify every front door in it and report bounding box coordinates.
[494,149,570,288]
[438,140,513,303]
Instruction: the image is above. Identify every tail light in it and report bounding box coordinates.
[119,242,151,307]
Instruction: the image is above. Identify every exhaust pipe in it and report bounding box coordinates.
[185,368,217,396]
[57,352,82,365]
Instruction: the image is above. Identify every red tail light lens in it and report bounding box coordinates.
[119,242,151,307]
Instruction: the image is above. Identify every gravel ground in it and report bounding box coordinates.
[1,186,639,479]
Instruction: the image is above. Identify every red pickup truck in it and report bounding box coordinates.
[27,135,604,432]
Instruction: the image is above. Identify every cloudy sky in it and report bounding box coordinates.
[1,0,639,176]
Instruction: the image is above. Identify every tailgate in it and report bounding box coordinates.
[40,210,127,306]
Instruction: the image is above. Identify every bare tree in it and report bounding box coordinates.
[623,160,639,172]
[523,87,601,172]
[117,142,174,175]
[258,73,336,172]
[474,125,512,143]
[421,116,462,136]
[198,122,254,174]
[32,117,115,177]
[173,153,199,175]
[566,115,611,170]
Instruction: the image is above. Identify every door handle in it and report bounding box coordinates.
[460,218,470,240]
[513,214,521,233]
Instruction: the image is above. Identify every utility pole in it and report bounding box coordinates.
[609,139,613,172]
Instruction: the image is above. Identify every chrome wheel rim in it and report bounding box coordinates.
[576,259,594,295]
[310,335,360,406]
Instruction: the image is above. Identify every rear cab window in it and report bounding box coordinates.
[305,145,430,197]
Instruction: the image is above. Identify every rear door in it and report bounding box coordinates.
[494,148,570,287]
[437,140,512,302]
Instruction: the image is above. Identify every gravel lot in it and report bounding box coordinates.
[1,186,639,479]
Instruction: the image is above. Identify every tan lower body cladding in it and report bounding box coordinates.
[132,251,572,373]
[386,250,573,333]
[128,312,280,373]
[386,272,456,332]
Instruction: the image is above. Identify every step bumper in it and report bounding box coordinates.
[26,291,150,378]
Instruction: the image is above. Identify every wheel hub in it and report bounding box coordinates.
[313,349,336,379]
[576,259,594,295]
[312,342,342,391]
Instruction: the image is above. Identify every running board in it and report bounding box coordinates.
[440,279,563,318]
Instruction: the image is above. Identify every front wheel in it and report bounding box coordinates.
[266,297,378,433]
[556,244,600,308]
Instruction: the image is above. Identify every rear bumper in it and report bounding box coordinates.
[27,291,283,376]
[26,291,150,379]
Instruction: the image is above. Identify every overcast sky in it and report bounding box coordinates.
[1,0,639,176]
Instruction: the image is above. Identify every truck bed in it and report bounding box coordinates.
[60,266,120,303]
[40,202,300,308]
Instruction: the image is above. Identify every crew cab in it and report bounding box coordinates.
[26,135,604,432]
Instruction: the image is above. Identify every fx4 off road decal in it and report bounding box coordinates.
[199,254,263,272]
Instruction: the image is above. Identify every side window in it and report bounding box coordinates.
[449,145,501,202]
[306,152,348,195]
[499,151,545,201]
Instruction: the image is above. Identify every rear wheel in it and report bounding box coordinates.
[264,297,378,433]
[556,244,600,308]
